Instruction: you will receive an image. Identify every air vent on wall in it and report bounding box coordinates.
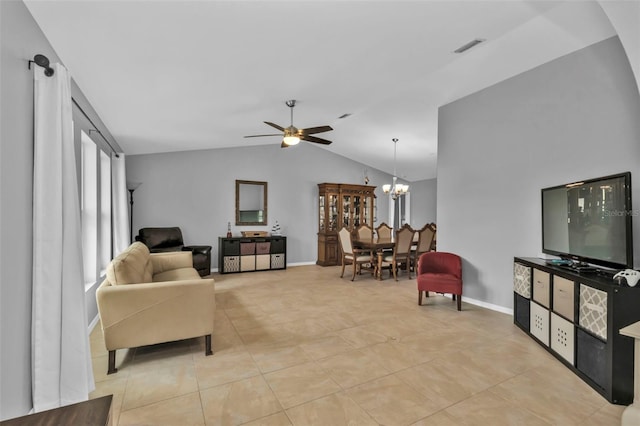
[454,38,486,54]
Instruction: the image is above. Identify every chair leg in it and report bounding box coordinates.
[457,295,462,311]
[107,350,118,375]
[340,260,346,278]
[351,263,357,281]
[418,290,423,305]
[393,262,398,281]
[205,334,213,356]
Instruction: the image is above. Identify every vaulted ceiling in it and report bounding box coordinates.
[24,1,618,181]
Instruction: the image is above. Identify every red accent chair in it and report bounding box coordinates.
[417,252,463,311]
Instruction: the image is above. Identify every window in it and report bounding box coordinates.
[99,150,112,274]
[81,130,97,286]
[80,129,113,289]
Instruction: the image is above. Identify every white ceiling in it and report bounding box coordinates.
[24,0,617,181]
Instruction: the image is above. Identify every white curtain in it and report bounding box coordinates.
[32,63,94,412]
[112,154,129,254]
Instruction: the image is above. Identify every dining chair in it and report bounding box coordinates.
[356,224,374,242]
[375,222,393,240]
[429,223,437,251]
[378,224,415,280]
[338,227,374,281]
[410,223,436,272]
[417,251,463,311]
[355,224,375,268]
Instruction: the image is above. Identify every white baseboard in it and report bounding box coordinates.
[461,295,513,315]
[287,261,317,267]
[439,293,513,315]
[88,314,100,334]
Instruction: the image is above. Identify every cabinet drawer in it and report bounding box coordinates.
[576,328,607,390]
[551,312,575,365]
[240,242,256,255]
[532,269,550,308]
[530,301,549,346]
[256,241,271,255]
[553,276,575,321]
[240,255,256,271]
[513,262,531,299]
[222,240,240,256]
[271,253,285,269]
[256,254,270,270]
[579,284,607,341]
[514,292,530,332]
[270,238,286,254]
[223,256,240,273]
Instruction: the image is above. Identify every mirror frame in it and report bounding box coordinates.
[235,180,268,226]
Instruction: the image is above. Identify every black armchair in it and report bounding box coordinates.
[136,227,212,277]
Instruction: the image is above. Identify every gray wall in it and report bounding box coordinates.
[437,36,640,309]
[0,1,117,419]
[409,178,437,227]
[127,143,403,267]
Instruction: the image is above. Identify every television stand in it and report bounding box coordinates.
[513,256,640,405]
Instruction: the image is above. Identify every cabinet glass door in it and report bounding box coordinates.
[319,195,325,231]
[329,194,338,231]
[343,195,351,229]
[363,195,371,226]
[353,195,361,227]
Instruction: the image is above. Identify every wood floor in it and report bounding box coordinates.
[89,264,625,425]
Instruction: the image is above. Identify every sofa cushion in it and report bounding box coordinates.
[107,242,153,285]
[153,267,201,282]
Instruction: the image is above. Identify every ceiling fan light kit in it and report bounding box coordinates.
[244,100,333,148]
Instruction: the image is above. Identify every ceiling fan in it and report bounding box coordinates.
[244,100,333,148]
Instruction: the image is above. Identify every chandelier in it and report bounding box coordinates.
[382,138,409,199]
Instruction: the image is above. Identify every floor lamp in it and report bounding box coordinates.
[127,181,142,243]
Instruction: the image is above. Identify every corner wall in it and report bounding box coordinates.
[437,36,640,309]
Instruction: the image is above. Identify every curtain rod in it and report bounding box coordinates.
[29,53,121,158]
[71,97,120,158]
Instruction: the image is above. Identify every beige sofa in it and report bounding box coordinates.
[96,242,215,374]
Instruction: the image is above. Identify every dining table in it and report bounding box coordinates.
[353,237,395,280]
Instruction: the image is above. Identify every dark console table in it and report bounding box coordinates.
[513,257,640,404]
[1,395,112,425]
[218,236,286,274]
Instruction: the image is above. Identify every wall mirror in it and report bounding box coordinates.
[236,180,268,226]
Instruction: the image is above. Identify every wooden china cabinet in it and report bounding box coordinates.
[317,183,376,266]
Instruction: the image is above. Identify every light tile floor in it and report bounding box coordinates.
[90,265,626,425]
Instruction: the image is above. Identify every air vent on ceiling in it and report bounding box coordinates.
[454,38,486,54]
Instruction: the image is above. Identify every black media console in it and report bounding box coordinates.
[514,257,640,405]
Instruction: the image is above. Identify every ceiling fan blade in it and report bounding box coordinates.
[302,135,332,145]
[264,121,285,131]
[244,134,282,138]
[300,125,333,135]
[280,141,290,149]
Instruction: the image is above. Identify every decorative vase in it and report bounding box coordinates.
[226,222,232,238]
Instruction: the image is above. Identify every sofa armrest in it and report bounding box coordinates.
[96,278,215,351]
[150,251,193,274]
[183,245,212,256]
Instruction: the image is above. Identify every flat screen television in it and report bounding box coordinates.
[541,172,633,270]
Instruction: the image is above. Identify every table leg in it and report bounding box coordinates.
[377,251,383,280]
